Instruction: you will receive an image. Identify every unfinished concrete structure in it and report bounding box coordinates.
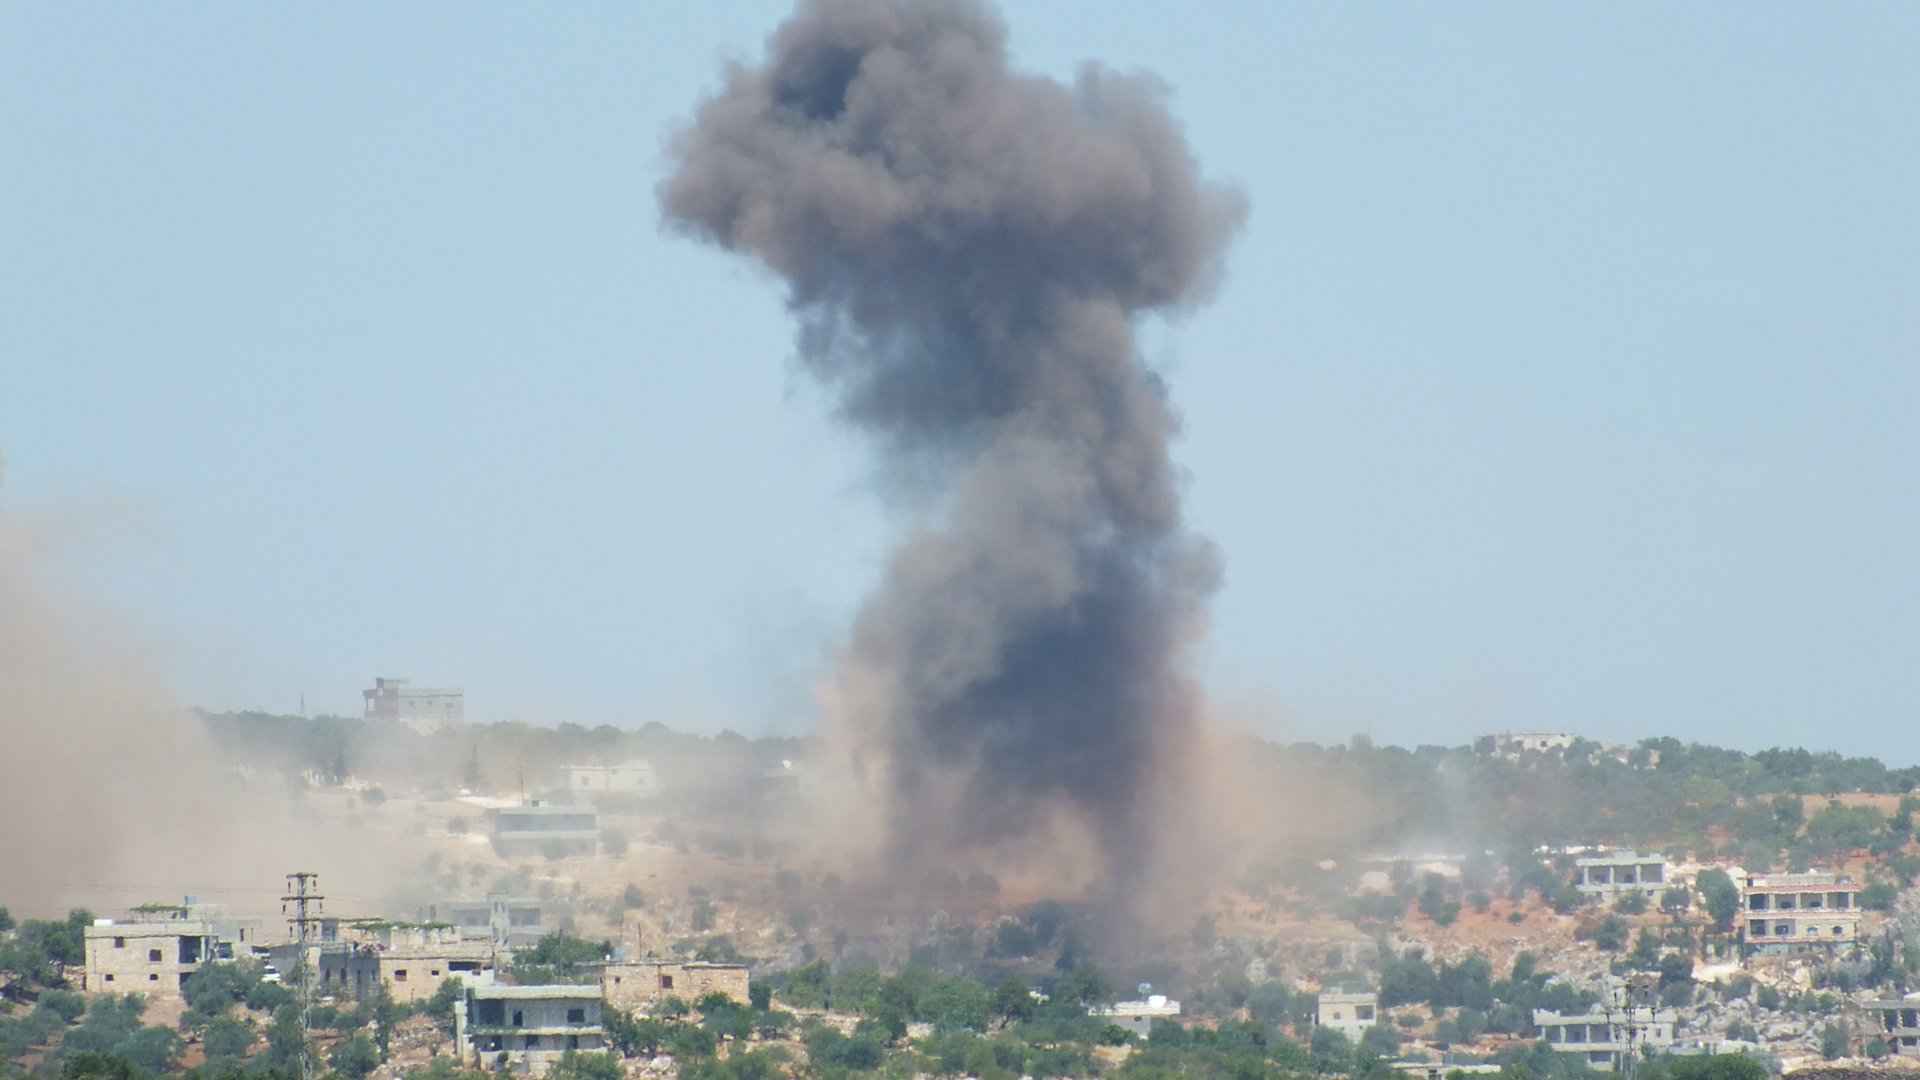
[84,921,215,995]
[442,895,547,949]
[363,676,465,735]
[1868,997,1920,1057]
[1317,989,1379,1041]
[1533,977,1676,1068]
[562,760,657,796]
[456,984,605,1077]
[489,801,598,859]
[1741,871,1862,955]
[310,925,496,1004]
[83,902,262,996]
[599,959,749,1012]
[1575,850,1671,896]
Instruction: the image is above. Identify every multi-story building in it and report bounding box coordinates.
[442,895,548,949]
[1533,976,1676,1068]
[456,984,605,1076]
[82,901,262,996]
[1317,990,1379,1041]
[489,802,597,859]
[562,761,657,797]
[1574,851,1672,896]
[310,925,496,1004]
[599,959,749,1012]
[1741,871,1862,955]
[363,676,465,736]
[84,921,215,996]
[1868,997,1920,1057]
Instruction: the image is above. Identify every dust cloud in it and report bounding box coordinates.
[0,465,409,919]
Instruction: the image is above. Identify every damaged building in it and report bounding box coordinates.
[456,984,605,1076]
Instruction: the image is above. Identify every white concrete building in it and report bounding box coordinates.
[562,760,657,796]
[1091,995,1181,1038]
[1317,990,1379,1041]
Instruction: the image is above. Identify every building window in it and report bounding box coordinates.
[1834,926,1845,936]
[149,949,163,962]
[113,937,126,948]
[150,974,159,982]
[104,974,115,983]
[394,969,408,982]
[523,1036,537,1050]
[567,1008,586,1024]
[660,975,674,990]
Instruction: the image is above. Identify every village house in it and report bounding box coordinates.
[1741,870,1862,955]
[562,760,657,797]
[598,959,750,1011]
[84,922,214,996]
[455,984,605,1076]
[1317,989,1379,1041]
[308,924,496,1004]
[82,901,262,997]
[1091,995,1181,1037]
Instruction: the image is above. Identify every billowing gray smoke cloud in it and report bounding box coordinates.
[661,0,1244,886]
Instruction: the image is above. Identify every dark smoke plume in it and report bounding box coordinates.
[661,0,1244,887]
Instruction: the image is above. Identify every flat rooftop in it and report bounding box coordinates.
[471,984,603,1000]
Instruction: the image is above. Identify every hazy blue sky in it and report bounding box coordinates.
[3,4,1915,759]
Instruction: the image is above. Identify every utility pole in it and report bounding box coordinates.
[282,872,325,1080]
